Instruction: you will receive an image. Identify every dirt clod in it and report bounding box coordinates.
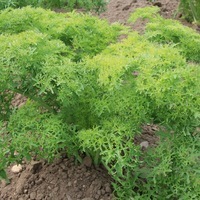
[30,161,42,174]
[153,2,163,7]
[83,156,93,168]
[105,183,112,193]
[30,191,36,199]
[15,172,30,195]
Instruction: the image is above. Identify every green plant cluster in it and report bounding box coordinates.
[0,6,199,199]
[134,132,200,199]
[179,0,200,25]
[0,0,108,12]
[129,6,200,62]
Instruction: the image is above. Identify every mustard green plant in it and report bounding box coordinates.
[179,0,200,24]
[0,6,199,199]
[0,0,108,12]
[129,6,200,62]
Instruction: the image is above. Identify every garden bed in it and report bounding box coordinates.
[0,1,199,200]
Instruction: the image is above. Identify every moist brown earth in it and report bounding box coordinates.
[1,157,113,200]
[1,0,194,199]
[100,0,179,24]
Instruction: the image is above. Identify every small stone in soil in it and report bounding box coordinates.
[140,141,149,149]
[24,189,28,194]
[67,181,72,187]
[11,164,23,174]
[47,186,52,190]
[74,180,77,185]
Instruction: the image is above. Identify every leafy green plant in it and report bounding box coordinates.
[129,6,200,62]
[80,31,200,198]
[179,0,200,25]
[7,101,82,162]
[0,6,199,200]
[0,7,122,61]
[0,121,12,181]
[132,131,200,199]
[0,6,124,176]
[0,0,108,12]
[0,6,123,117]
[93,30,200,132]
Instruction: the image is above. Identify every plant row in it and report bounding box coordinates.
[0,6,200,199]
[0,0,107,12]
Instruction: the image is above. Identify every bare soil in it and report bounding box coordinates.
[1,0,194,199]
[1,157,113,200]
[100,0,178,23]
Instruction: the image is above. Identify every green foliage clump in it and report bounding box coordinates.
[0,7,122,61]
[0,6,123,118]
[0,6,124,174]
[129,6,200,62]
[7,101,74,161]
[0,6,200,199]
[0,0,108,12]
[179,0,200,25]
[0,121,11,180]
[128,132,200,199]
[79,32,200,198]
[93,32,200,132]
